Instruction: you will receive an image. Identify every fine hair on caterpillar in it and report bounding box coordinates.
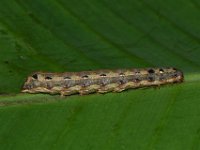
[21,67,184,96]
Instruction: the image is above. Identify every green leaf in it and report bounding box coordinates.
[0,0,200,149]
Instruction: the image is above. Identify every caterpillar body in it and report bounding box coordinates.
[21,67,184,96]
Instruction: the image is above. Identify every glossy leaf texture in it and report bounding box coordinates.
[0,0,200,149]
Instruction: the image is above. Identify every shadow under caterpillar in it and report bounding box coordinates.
[21,67,184,96]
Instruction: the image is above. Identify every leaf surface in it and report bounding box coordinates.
[0,0,200,149]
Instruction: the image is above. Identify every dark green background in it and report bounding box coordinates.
[0,0,200,149]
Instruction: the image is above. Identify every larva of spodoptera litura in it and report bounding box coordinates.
[21,67,184,96]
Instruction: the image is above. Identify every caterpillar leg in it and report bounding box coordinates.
[113,87,125,92]
[60,90,76,96]
[121,82,138,90]
[79,84,101,95]
[98,83,119,93]
[60,85,82,96]
[79,89,96,95]
[113,82,138,92]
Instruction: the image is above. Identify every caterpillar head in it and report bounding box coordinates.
[21,72,54,93]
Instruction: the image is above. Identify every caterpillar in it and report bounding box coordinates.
[21,67,184,96]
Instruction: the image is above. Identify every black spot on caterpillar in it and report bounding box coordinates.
[21,67,184,96]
